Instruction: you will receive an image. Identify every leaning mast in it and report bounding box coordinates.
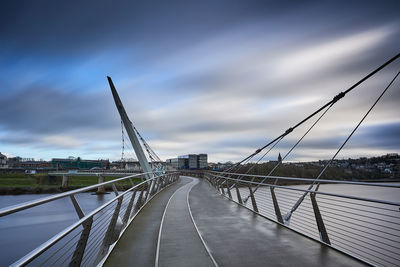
[107,76,153,179]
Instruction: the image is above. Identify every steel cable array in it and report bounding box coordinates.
[227,53,399,173]
[208,53,400,265]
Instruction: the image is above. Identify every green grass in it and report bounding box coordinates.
[0,173,143,188]
[0,173,45,187]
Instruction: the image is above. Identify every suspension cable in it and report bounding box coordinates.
[224,136,283,175]
[227,53,400,172]
[132,124,162,162]
[255,102,334,193]
[242,102,334,202]
[121,119,125,166]
[228,136,284,186]
[131,123,165,173]
[285,70,400,221]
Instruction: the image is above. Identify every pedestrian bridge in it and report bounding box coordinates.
[104,176,361,267]
[1,171,398,266]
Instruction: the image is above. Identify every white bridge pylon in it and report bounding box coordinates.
[107,76,154,180]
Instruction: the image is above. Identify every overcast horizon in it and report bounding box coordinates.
[1,0,399,163]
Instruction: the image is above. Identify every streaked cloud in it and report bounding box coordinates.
[0,0,399,162]
[42,135,85,148]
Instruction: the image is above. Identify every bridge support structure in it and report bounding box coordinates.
[97,175,106,194]
[69,195,93,266]
[62,175,68,187]
[225,179,233,199]
[310,193,330,245]
[248,185,259,213]
[96,185,124,264]
[108,76,153,180]
[270,187,284,224]
[235,185,243,204]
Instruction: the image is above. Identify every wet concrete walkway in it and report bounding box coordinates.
[104,176,365,267]
[104,177,191,266]
[157,177,216,267]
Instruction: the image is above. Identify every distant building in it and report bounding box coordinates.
[166,154,208,169]
[166,158,186,169]
[51,157,109,170]
[6,156,52,170]
[0,153,8,169]
[20,160,52,169]
[111,160,141,171]
[198,154,208,169]
[186,154,198,169]
[110,160,166,171]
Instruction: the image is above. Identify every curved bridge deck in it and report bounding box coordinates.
[105,176,364,267]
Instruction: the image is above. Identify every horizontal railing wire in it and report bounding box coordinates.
[206,172,400,267]
[1,172,178,267]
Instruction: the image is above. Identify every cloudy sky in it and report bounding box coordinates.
[0,0,399,163]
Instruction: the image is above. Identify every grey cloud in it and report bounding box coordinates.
[1,0,398,57]
[0,134,40,145]
[0,85,118,135]
[1,0,399,162]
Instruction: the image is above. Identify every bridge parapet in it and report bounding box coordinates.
[206,171,400,267]
[179,169,207,178]
[0,171,179,266]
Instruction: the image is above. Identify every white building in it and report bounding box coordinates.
[0,153,8,169]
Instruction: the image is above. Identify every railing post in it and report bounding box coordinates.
[220,181,226,195]
[151,178,157,195]
[158,176,163,190]
[215,178,222,193]
[235,185,243,204]
[62,175,69,187]
[208,176,217,188]
[310,193,330,245]
[135,187,145,211]
[160,176,165,189]
[270,187,284,224]
[96,185,123,264]
[97,175,105,194]
[122,189,138,227]
[69,195,92,267]
[154,177,161,193]
[144,179,154,201]
[212,178,217,189]
[248,185,259,213]
[225,179,233,199]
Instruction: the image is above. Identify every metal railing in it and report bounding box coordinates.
[0,171,179,266]
[206,171,400,267]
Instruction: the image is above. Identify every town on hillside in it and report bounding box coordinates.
[0,152,398,180]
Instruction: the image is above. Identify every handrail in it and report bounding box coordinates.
[11,173,168,266]
[0,171,157,217]
[2,171,179,266]
[211,170,400,188]
[211,173,400,206]
[206,171,400,267]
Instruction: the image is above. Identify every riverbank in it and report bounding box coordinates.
[0,173,142,195]
[0,185,135,195]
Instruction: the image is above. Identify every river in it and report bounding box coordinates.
[0,192,117,266]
